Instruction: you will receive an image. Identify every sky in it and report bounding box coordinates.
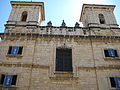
[0,0,120,33]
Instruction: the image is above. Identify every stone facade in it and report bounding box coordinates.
[0,1,120,90]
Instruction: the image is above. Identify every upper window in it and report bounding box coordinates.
[109,77,120,89]
[104,49,118,58]
[0,74,17,88]
[99,14,105,24]
[55,48,73,72]
[8,46,23,56]
[21,11,27,21]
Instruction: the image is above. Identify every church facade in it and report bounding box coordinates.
[0,1,120,90]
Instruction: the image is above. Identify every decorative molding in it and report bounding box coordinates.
[0,63,120,70]
[78,66,120,70]
[0,63,49,69]
[1,33,120,39]
[57,43,71,49]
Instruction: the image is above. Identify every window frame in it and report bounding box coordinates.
[103,48,119,60]
[55,47,73,72]
[49,46,78,79]
[104,49,118,57]
[21,11,28,22]
[109,77,120,89]
[98,14,106,24]
[0,74,17,87]
[7,46,23,57]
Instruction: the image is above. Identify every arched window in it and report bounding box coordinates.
[99,14,105,24]
[21,11,27,21]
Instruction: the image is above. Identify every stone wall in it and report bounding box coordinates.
[0,31,120,90]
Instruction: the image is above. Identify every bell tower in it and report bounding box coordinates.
[80,4,119,28]
[6,1,45,26]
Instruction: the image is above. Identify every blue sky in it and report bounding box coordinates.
[0,0,120,33]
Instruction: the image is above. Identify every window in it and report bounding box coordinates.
[104,49,118,58]
[55,48,73,72]
[8,46,23,56]
[110,77,120,89]
[99,14,105,24]
[21,11,27,21]
[0,74,17,87]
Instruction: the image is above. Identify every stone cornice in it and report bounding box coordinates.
[0,63,49,69]
[1,33,120,39]
[0,63,120,70]
[4,24,120,29]
[78,66,120,70]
